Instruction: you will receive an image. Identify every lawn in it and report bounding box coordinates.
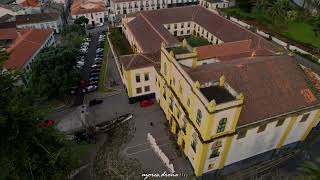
[186,36,211,47]
[109,28,133,55]
[282,22,320,48]
[98,32,110,93]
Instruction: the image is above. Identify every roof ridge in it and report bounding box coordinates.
[127,54,138,69]
[140,53,158,64]
[139,13,169,44]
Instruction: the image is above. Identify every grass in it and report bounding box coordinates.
[109,27,133,55]
[186,36,211,47]
[282,22,320,48]
[98,33,112,93]
[222,7,320,50]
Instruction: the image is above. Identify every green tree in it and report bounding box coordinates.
[0,71,78,180]
[0,48,8,66]
[300,159,320,179]
[268,0,290,24]
[74,16,89,27]
[27,47,80,100]
[251,0,271,10]
[60,24,85,48]
[313,16,320,36]
[237,0,255,12]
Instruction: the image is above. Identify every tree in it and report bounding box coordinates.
[61,24,85,48]
[313,16,320,36]
[0,48,8,66]
[74,16,89,27]
[0,71,78,179]
[27,47,80,100]
[251,0,271,11]
[268,0,290,24]
[299,159,320,179]
[237,0,255,12]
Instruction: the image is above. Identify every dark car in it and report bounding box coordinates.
[94,61,102,65]
[74,130,96,144]
[90,73,100,77]
[69,86,77,95]
[89,77,99,81]
[96,55,103,58]
[89,99,103,106]
[90,69,100,73]
[88,81,99,86]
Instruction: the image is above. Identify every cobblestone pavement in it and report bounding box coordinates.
[94,120,146,180]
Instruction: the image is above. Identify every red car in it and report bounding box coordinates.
[139,99,154,107]
[39,119,55,128]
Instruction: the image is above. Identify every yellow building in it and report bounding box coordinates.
[114,5,320,177]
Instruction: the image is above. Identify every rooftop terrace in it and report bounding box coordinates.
[200,86,235,104]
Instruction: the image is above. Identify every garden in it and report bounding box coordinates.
[222,0,320,53]
[186,36,211,47]
[108,27,133,55]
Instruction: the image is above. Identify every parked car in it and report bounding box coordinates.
[89,99,103,106]
[90,69,100,73]
[82,85,97,93]
[93,61,102,65]
[96,48,103,52]
[90,73,100,77]
[39,118,55,128]
[84,38,91,42]
[89,77,99,81]
[77,61,84,66]
[139,99,154,107]
[91,64,101,68]
[88,81,98,86]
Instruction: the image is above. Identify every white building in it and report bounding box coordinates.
[71,0,107,26]
[16,13,63,33]
[199,0,230,12]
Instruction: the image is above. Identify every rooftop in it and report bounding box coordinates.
[16,13,60,25]
[125,5,281,54]
[71,0,106,15]
[119,52,161,71]
[200,86,235,104]
[184,55,320,126]
[2,28,54,69]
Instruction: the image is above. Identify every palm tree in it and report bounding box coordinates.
[268,0,290,23]
[300,160,320,180]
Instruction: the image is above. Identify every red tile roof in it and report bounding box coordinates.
[126,5,281,54]
[3,28,54,69]
[185,55,320,126]
[119,51,161,71]
[71,0,106,15]
[16,13,60,25]
[0,28,18,40]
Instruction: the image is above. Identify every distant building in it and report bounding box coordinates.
[199,0,230,12]
[0,5,17,18]
[16,13,63,33]
[0,28,55,70]
[70,0,107,26]
[115,6,320,178]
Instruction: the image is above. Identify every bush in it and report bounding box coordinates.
[109,28,133,55]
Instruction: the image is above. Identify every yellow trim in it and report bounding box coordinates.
[300,110,320,141]
[184,123,192,155]
[231,106,242,131]
[276,116,297,148]
[125,70,132,97]
[195,143,209,176]
[203,113,214,141]
[218,136,233,169]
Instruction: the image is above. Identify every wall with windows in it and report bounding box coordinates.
[72,11,105,26]
[17,17,63,33]
[127,66,157,97]
[111,0,167,15]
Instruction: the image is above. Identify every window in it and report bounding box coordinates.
[187,30,190,34]
[196,110,202,125]
[257,124,267,133]
[276,119,285,127]
[169,98,174,112]
[187,22,191,27]
[167,25,171,30]
[208,163,214,170]
[181,23,184,28]
[300,113,310,122]
[217,118,227,133]
[209,149,220,158]
[145,86,150,92]
[163,87,167,100]
[177,110,181,119]
[182,118,187,134]
[237,130,247,139]
[144,73,149,81]
[136,87,142,94]
[209,141,222,158]
[172,78,175,86]
[191,133,198,152]
[136,74,140,82]
[187,98,190,107]
[174,24,177,29]
[180,31,183,35]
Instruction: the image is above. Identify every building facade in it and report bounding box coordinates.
[71,0,107,26]
[114,6,320,177]
[16,13,63,33]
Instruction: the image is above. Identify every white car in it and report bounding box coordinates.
[82,85,97,93]
[84,38,91,42]
[77,61,84,66]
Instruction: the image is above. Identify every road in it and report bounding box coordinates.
[73,33,100,106]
